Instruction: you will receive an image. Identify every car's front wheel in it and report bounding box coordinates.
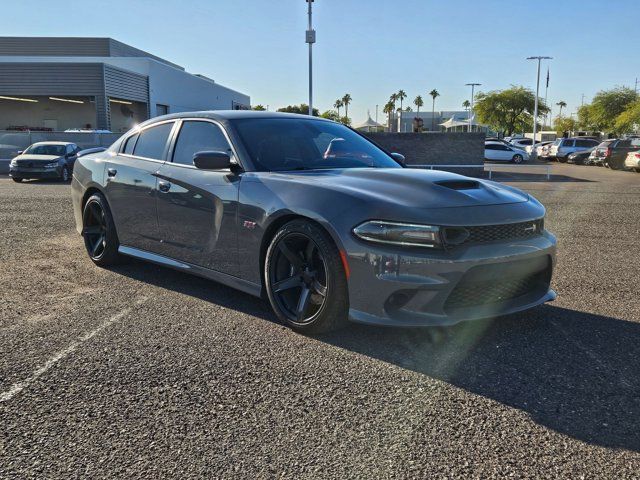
[512,154,523,164]
[82,192,122,266]
[11,177,23,183]
[60,166,70,182]
[265,219,349,333]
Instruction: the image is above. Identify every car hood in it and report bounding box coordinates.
[15,154,61,161]
[260,168,529,209]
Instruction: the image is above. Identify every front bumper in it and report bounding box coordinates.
[346,231,557,327]
[9,166,61,179]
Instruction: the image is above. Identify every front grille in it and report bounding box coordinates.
[444,257,551,312]
[443,219,544,246]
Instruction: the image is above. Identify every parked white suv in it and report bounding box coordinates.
[484,141,529,163]
[548,138,599,162]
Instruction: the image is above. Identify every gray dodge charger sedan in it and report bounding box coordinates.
[71,111,556,333]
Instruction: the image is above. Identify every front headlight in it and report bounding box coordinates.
[10,158,17,167]
[353,221,442,248]
[45,162,59,168]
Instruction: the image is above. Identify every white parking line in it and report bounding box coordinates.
[0,297,147,403]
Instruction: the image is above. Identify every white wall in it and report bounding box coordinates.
[0,55,251,119]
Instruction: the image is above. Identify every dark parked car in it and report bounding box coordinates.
[594,137,640,170]
[9,141,80,182]
[71,111,556,333]
[567,147,595,165]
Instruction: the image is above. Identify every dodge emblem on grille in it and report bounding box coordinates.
[524,223,537,233]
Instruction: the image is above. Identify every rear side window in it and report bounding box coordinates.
[123,133,139,155]
[575,139,593,148]
[133,123,174,160]
[172,121,232,166]
[562,140,574,147]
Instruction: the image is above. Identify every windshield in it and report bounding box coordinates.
[24,144,66,156]
[231,118,401,171]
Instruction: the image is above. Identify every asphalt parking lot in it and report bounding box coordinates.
[1,164,639,478]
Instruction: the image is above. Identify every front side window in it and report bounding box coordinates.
[132,122,174,160]
[231,118,401,171]
[172,121,232,166]
[562,140,575,147]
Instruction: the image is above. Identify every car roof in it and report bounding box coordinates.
[137,110,334,129]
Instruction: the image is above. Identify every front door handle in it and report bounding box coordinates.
[107,168,117,177]
[158,180,171,193]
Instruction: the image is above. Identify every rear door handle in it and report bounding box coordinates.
[107,168,117,177]
[158,180,171,193]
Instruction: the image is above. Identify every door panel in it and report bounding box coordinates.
[154,119,240,275]
[155,164,240,274]
[104,155,162,252]
[104,121,175,253]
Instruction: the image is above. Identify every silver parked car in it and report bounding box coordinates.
[624,150,640,172]
[548,137,600,162]
[71,111,556,333]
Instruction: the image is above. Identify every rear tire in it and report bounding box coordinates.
[265,219,349,334]
[82,192,122,267]
[11,177,23,183]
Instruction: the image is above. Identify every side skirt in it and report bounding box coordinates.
[118,245,262,298]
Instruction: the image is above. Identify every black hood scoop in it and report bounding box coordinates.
[435,180,480,190]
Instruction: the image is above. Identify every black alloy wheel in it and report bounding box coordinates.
[61,166,70,182]
[265,220,348,333]
[82,193,121,266]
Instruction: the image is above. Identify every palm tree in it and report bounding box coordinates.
[397,90,407,111]
[462,99,471,111]
[383,101,395,130]
[389,93,398,109]
[556,101,567,117]
[342,94,352,120]
[414,95,424,115]
[333,99,343,118]
[429,89,440,131]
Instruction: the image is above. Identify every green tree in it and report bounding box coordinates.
[277,104,319,116]
[333,99,343,117]
[397,90,407,110]
[586,86,638,132]
[429,89,440,131]
[414,95,424,115]
[252,104,266,111]
[577,104,597,131]
[462,99,471,111]
[320,110,340,121]
[556,101,567,117]
[474,86,549,136]
[342,93,352,120]
[339,116,352,126]
[615,100,640,133]
[554,116,577,136]
[389,93,398,110]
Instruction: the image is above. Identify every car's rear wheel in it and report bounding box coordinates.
[82,193,122,266]
[558,156,568,163]
[265,219,348,333]
[61,166,70,182]
[11,177,23,183]
[512,154,523,164]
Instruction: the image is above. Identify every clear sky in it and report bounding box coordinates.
[3,0,639,124]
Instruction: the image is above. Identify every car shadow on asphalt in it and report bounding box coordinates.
[113,259,640,452]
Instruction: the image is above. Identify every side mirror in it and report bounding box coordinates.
[390,152,406,166]
[17,150,23,155]
[193,150,232,170]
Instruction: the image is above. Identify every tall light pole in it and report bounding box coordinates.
[527,56,552,158]
[465,83,481,132]
[305,0,316,116]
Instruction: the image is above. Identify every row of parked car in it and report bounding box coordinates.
[484,135,640,172]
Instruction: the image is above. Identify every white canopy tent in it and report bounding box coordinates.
[355,113,384,132]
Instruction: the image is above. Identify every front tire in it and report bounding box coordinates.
[512,154,523,164]
[82,192,122,266]
[60,166,70,182]
[265,219,349,334]
[11,177,23,183]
